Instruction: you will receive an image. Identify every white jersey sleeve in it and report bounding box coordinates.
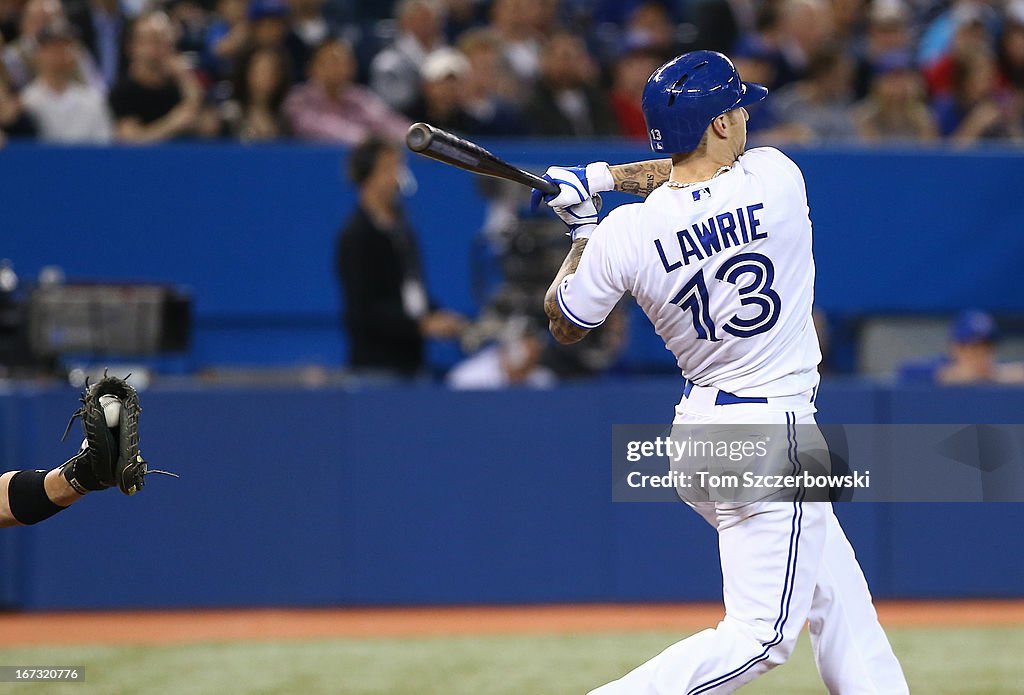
[740,147,808,204]
[555,204,640,329]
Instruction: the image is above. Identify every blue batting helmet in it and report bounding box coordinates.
[642,50,768,154]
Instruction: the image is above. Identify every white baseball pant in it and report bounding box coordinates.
[589,385,909,695]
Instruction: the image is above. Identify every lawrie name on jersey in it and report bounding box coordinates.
[656,202,767,273]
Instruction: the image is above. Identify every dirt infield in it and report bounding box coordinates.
[1,601,1022,648]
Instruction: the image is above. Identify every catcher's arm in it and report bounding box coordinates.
[0,469,82,527]
[0,472,17,527]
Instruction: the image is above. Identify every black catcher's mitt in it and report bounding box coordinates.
[60,375,168,495]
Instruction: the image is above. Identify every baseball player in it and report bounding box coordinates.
[535,51,909,694]
[0,375,154,527]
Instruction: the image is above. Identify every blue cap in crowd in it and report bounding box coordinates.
[731,34,777,63]
[950,310,998,344]
[248,0,288,21]
[874,49,915,76]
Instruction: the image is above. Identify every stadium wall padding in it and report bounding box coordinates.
[2,143,1023,369]
[0,379,1022,610]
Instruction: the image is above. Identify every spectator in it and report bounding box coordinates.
[0,2,19,43]
[624,2,680,58]
[0,56,36,142]
[522,0,558,38]
[918,0,999,70]
[245,0,310,80]
[831,0,867,42]
[608,48,661,139]
[224,45,290,140]
[777,0,835,80]
[940,311,1002,384]
[283,38,408,143]
[369,0,444,115]
[737,2,800,88]
[932,51,1024,144]
[345,1,394,23]
[457,27,526,134]
[852,0,913,100]
[998,12,1024,93]
[447,318,556,389]
[489,0,543,86]
[689,0,747,56]
[772,46,859,142]
[732,41,781,134]
[202,0,250,81]
[924,14,991,96]
[285,0,330,79]
[732,37,813,143]
[525,32,616,137]
[3,0,59,88]
[3,0,101,90]
[109,11,207,143]
[167,0,207,56]
[853,51,937,142]
[407,47,483,134]
[21,20,112,142]
[66,0,129,91]
[899,311,1024,385]
[337,138,466,377]
[590,0,661,26]
[442,0,485,41]
[248,0,289,50]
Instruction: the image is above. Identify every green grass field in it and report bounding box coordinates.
[1,626,1021,694]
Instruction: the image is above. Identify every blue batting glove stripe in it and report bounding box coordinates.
[530,173,556,211]
[563,206,595,220]
[574,165,590,196]
[549,176,586,203]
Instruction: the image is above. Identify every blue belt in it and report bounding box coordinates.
[683,380,769,406]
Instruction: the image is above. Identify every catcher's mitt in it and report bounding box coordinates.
[59,374,173,495]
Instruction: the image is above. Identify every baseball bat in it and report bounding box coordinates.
[405,122,559,197]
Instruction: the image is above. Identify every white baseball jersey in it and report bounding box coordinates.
[556,147,821,397]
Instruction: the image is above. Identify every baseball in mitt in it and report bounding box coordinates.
[59,374,175,495]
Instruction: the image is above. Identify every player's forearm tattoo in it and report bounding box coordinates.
[544,239,590,345]
[609,159,673,198]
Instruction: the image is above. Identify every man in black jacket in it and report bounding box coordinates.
[525,32,618,138]
[337,138,466,376]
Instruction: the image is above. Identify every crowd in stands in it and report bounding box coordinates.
[1,0,1023,145]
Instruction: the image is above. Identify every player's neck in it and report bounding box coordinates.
[669,152,736,187]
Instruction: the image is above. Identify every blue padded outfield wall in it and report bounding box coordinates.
[2,144,1023,608]
[0,380,1022,610]
[2,143,1024,368]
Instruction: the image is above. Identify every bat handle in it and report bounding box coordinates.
[532,175,560,198]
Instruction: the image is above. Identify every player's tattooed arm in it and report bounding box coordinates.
[608,159,672,198]
[544,239,590,345]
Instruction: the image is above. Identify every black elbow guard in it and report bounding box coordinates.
[9,470,68,525]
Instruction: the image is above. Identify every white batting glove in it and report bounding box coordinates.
[554,195,601,241]
[531,162,614,209]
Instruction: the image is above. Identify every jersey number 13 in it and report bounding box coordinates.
[670,253,781,341]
